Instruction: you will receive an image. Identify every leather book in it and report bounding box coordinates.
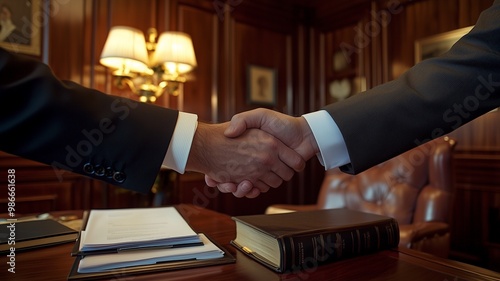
[231,208,399,273]
[0,219,78,253]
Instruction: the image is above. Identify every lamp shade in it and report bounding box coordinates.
[100,26,150,74]
[153,32,197,74]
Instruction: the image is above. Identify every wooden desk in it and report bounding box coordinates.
[2,204,500,281]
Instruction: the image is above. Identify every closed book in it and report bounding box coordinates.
[231,208,399,273]
[0,219,78,253]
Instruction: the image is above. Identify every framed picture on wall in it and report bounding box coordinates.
[247,65,276,106]
[414,26,473,63]
[0,0,42,56]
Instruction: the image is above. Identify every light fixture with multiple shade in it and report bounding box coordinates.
[100,26,197,103]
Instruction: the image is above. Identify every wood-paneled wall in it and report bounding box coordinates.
[3,0,499,269]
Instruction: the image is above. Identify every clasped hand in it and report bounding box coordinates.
[200,108,319,198]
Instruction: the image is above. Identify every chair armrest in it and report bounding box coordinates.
[399,222,450,258]
[399,222,449,247]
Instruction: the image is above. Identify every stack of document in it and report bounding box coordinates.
[73,207,225,274]
[78,233,222,273]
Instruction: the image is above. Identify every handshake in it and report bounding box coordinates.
[186,108,320,199]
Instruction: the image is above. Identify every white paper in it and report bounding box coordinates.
[77,233,224,273]
[80,207,200,252]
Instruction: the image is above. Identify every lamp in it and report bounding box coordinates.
[100,26,197,103]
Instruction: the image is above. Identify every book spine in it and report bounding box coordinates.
[279,220,399,272]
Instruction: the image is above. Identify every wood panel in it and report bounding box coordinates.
[48,0,86,82]
[177,5,218,122]
[108,0,157,28]
[231,0,297,34]
[451,149,500,270]
[90,0,113,94]
[314,0,370,31]
[387,0,493,80]
[0,152,90,213]
[324,24,362,105]
[233,22,290,113]
[448,110,500,150]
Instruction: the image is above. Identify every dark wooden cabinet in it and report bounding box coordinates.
[450,148,500,271]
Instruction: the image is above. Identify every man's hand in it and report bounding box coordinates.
[205,108,320,198]
[186,121,305,197]
[225,108,318,159]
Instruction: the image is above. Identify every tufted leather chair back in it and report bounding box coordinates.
[316,137,456,226]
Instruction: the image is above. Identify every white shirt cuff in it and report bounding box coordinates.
[162,112,198,174]
[302,110,350,170]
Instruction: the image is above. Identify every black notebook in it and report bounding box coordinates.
[0,219,78,253]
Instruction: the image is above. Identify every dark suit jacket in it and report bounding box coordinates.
[326,0,500,174]
[0,48,178,193]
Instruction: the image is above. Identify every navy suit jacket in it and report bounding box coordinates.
[326,0,500,174]
[0,48,178,193]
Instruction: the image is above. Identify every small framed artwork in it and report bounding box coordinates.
[247,65,276,105]
[0,0,42,56]
[415,26,473,63]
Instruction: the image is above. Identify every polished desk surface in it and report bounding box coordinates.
[2,204,500,281]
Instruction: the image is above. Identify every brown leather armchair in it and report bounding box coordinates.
[266,137,456,258]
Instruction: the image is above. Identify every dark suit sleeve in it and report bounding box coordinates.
[324,0,500,174]
[0,48,178,193]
